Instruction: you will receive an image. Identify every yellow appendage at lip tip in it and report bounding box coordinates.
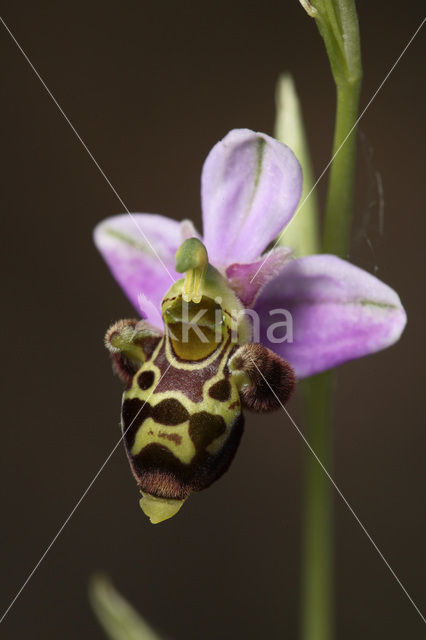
[139,493,186,524]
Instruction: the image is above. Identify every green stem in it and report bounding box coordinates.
[322,79,361,255]
[297,2,362,639]
[315,0,363,255]
[300,372,335,640]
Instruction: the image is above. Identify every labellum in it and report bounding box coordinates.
[105,238,295,523]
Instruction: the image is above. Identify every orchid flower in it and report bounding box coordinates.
[94,129,406,523]
[95,128,406,380]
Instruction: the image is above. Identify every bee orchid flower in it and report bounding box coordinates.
[94,129,406,523]
[95,129,406,377]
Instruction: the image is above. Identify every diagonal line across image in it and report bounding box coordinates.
[249,16,426,284]
[0,16,175,285]
[1,9,424,632]
[250,358,426,625]
[0,358,176,624]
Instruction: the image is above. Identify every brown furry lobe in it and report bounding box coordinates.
[229,343,295,412]
[104,318,162,385]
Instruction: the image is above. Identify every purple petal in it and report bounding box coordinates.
[201,129,302,267]
[136,292,164,328]
[253,254,407,378]
[226,246,293,307]
[94,214,197,327]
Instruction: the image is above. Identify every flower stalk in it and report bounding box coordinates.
[297,1,362,639]
[308,0,363,255]
[300,371,335,640]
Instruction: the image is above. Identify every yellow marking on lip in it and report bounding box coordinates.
[206,430,230,455]
[163,330,231,371]
[130,418,196,464]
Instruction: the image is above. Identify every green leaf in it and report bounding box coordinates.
[274,73,320,256]
[89,575,163,640]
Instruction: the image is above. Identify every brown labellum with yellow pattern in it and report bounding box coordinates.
[105,238,295,523]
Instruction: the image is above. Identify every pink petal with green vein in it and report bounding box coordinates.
[253,254,407,378]
[201,129,302,267]
[94,214,197,327]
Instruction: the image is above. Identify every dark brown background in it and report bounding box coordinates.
[1,1,425,638]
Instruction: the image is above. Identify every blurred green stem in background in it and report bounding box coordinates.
[275,72,335,640]
[275,74,320,257]
[89,575,162,640]
[277,2,362,639]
